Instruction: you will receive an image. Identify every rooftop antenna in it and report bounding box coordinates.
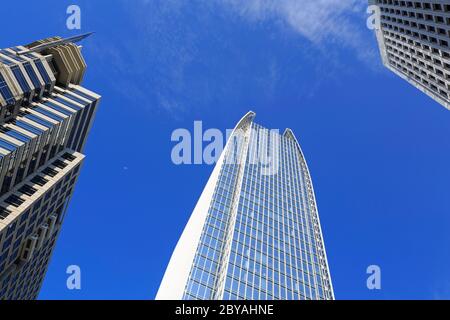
[16,32,94,55]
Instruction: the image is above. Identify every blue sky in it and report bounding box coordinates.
[1,0,449,299]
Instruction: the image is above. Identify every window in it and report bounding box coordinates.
[23,62,41,89]
[31,175,48,187]
[5,194,25,207]
[18,185,37,197]
[0,73,15,105]
[42,167,58,178]
[0,206,12,220]
[52,159,68,170]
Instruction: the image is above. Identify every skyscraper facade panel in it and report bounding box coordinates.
[0,35,100,300]
[370,0,450,110]
[157,112,334,300]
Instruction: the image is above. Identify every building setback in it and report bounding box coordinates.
[370,0,450,110]
[157,112,334,300]
[0,34,100,299]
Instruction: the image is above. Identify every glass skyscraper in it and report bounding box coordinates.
[0,34,99,299]
[157,112,334,300]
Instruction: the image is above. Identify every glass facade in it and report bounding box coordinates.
[180,114,333,300]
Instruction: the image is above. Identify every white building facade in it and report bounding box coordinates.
[370,0,450,110]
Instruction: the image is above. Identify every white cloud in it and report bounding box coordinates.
[92,0,376,117]
[217,0,371,59]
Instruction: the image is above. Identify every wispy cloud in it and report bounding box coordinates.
[217,0,372,60]
[89,0,376,117]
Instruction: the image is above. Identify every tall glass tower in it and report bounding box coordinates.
[0,34,100,300]
[157,112,334,300]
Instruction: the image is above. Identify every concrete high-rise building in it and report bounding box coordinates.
[157,112,334,300]
[0,34,100,299]
[370,0,450,110]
